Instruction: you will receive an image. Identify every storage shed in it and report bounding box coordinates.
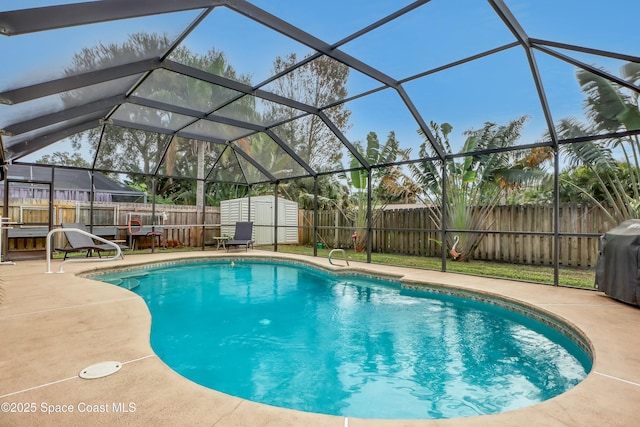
[220,196,298,245]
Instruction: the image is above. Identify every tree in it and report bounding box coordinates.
[35,152,91,168]
[559,163,636,204]
[348,131,406,251]
[558,64,640,223]
[64,33,255,207]
[279,175,349,211]
[149,47,249,206]
[265,53,351,171]
[59,36,356,210]
[408,117,547,261]
[65,33,178,192]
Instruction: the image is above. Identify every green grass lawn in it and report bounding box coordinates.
[268,245,596,289]
[53,244,596,289]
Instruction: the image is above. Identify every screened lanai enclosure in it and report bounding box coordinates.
[1,0,639,286]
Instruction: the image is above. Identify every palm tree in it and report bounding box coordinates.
[558,64,640,224]
[409,117,547,261]
[151,45,255,206]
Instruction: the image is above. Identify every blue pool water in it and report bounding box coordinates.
[96,259,591,420]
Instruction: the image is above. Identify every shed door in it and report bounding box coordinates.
[254,201,273,245]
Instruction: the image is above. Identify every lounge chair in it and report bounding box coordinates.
[226,221,254,252]
[56,223,126,260]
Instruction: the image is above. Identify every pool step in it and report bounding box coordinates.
[107,272,148,290]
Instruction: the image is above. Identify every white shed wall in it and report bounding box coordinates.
[220,196,298,245]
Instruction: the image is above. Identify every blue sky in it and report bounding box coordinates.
[2,0,638,166]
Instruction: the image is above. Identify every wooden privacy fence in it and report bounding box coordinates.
[3,198,614,267]
[2,199,221,251]
[114,202,221,248]
[301,204,615,268]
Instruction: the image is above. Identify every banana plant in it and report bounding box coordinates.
[409,117,547,261]
[348,131,404,251]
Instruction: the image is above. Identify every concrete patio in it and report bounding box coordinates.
[1,251,639,426]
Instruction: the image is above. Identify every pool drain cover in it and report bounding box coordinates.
[79,361,122,379]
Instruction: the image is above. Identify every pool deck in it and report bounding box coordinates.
[1,250,639,426]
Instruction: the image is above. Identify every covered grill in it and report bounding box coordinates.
[595,219,640,306]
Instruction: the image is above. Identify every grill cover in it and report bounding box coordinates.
[595,219,640,306]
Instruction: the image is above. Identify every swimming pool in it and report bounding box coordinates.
[95,258,591,420]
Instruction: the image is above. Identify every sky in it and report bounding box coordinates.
[1,0,638,168]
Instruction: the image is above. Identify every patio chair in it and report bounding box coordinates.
[226,221,254,252]
[57,223,126,260]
